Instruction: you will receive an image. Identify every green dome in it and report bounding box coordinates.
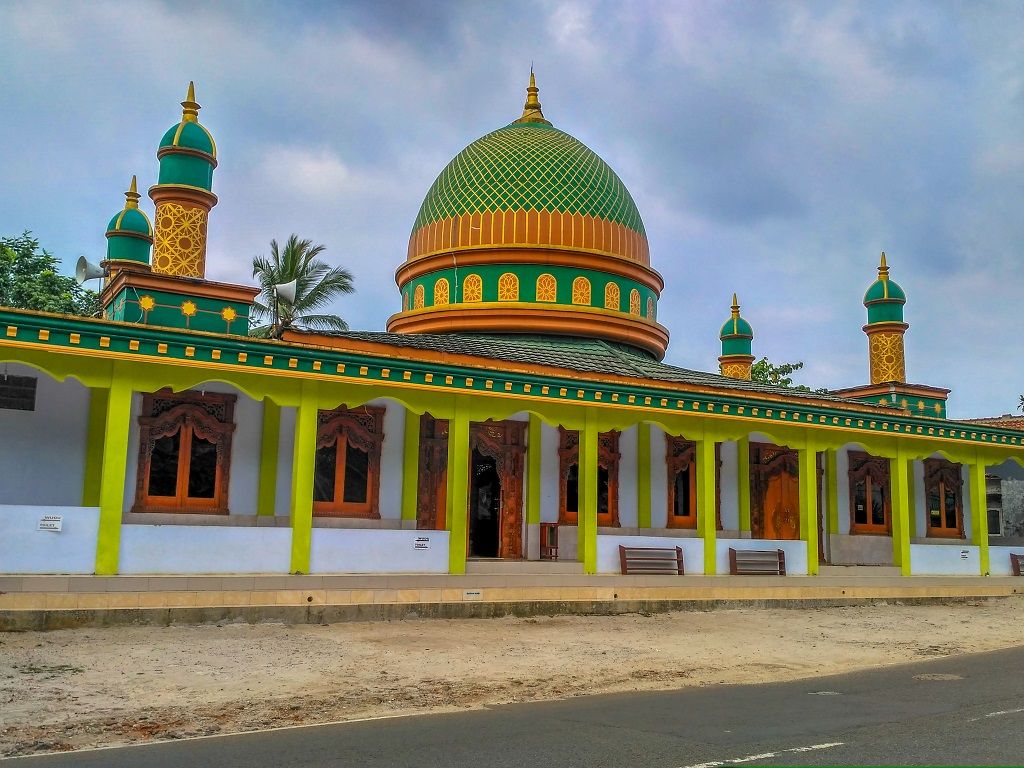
[719,296,753,356]
[412,122,646,236]
[864,254,906,324]
[863,277,906,304]
[720,315,753,339]
[159,120,216,158]
[106,207,152,238]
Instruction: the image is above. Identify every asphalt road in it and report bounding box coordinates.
[9,645,1024,767]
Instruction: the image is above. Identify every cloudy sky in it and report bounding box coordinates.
[1,0,1021,418]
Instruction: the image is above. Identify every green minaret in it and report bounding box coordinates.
[104,175,153,270]
[719,294,754,380]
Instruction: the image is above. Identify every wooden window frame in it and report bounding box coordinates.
[313,405,385,518]
[133,389,236,514]
[847,451,892,535]
[924,457,964,538]
[665,436,722,530]
[558,427,619,527]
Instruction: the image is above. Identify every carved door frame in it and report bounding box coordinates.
[750,442,800,539]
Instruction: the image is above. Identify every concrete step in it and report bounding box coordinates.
[819,565,901,577]
[465,559,584,575]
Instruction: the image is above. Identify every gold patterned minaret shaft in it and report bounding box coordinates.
[863,252,909,384]
[150,81,219,279]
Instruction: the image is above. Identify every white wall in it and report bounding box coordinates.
[0,365,90,506]
[596,533,704,574]
[719,441,739,531]
[368,399,405,520]
[715,538,808,576]
[0,505,99,574]
[988,545,1024,576]
[540,422,560,524]
[649,425,668,528]
[119,525,292,574]
[617,426,638,527]
[310,528,449,573]
[909,543,979,575]
[275,406,296,516]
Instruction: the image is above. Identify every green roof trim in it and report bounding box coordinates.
[412,122,646,235]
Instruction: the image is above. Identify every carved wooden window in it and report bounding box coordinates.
[665,436,722,530]
[134,389,236,514]
[604,282,620,310]
[924,458,964,538]
[462,274,482,302]
[497,272,520,301]
[413,284,425,309]
[313,405,385,518]
[433,278,450,306]
[848,451,891,534]
[558,427,619,527]
[629,288,641,315]
[536,273,557,302]
[571,277,591,305]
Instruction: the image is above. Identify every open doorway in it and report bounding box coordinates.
[469,448,502,557]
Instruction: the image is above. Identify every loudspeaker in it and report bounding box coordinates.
[75,256,106,284]
[274,279,298,304]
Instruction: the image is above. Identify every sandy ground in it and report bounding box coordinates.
[3,598,1024,756]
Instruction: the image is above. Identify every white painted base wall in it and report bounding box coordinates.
[715,538,808,575]
[909,543,980,575]
[0,505,99,574]
[310,529,449,573]
[988,545,1024,576]
[596,534,704,574]
[119,525,292,574]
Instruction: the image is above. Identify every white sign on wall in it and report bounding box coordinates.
[414,536,430,550]
[38,515,63,532]
[960,550,969,560]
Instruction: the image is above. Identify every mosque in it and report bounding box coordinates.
[1,78,1022,582]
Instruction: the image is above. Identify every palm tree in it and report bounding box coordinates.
[251,235,354,337]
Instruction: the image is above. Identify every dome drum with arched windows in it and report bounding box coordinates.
[387,74,669,359]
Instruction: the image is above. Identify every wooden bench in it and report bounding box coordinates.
[1011,553,1024,577]
[618,545,684,575]
[729,547,786,576]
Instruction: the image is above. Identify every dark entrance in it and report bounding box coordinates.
[468,448,502,557]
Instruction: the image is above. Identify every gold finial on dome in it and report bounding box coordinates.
[731,293,741,318]
[514,68,551,126]
[878,251,889,281]
[181,81,200,123]
[124,175,141,210]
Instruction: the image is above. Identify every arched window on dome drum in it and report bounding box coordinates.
[536,273,557,302]
[413,284,425,309]
[604,282,620,311]
[629,288,641,316]
[402,291,409,312]
[462,274,482,303]
[497,272,520,301]
[433,278,450,306]
[572,277,591,305]
[646,296,655,321]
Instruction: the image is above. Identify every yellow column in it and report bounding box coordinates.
[798,439,819,575]
[578,409,599,574]
[969,456,990,576]
[446,400,470,574]
[257,399,280,517]
[636,422,651,529]
[889,446,912,576]
[81,387,109,507]
[825,449,839,536]
[401,410,421,524]
[697,435,717,574]
[289,381,318,574]
[527,414,542,526]
[94,372,133,575]
[737,436,751,534]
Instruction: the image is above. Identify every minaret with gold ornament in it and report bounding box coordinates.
[149,81,218,278]
[718,294,755,380]
[103,175,153,277]
[862,252,908,384]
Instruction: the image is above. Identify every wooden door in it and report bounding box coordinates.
[416,414,448,530]
[750,443,800,540]
[471,420,526,559]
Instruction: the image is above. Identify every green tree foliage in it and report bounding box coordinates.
[1019,394,1023,414]
[251,234,355,337]
[0,232,100,316]
[750,357,828,393]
